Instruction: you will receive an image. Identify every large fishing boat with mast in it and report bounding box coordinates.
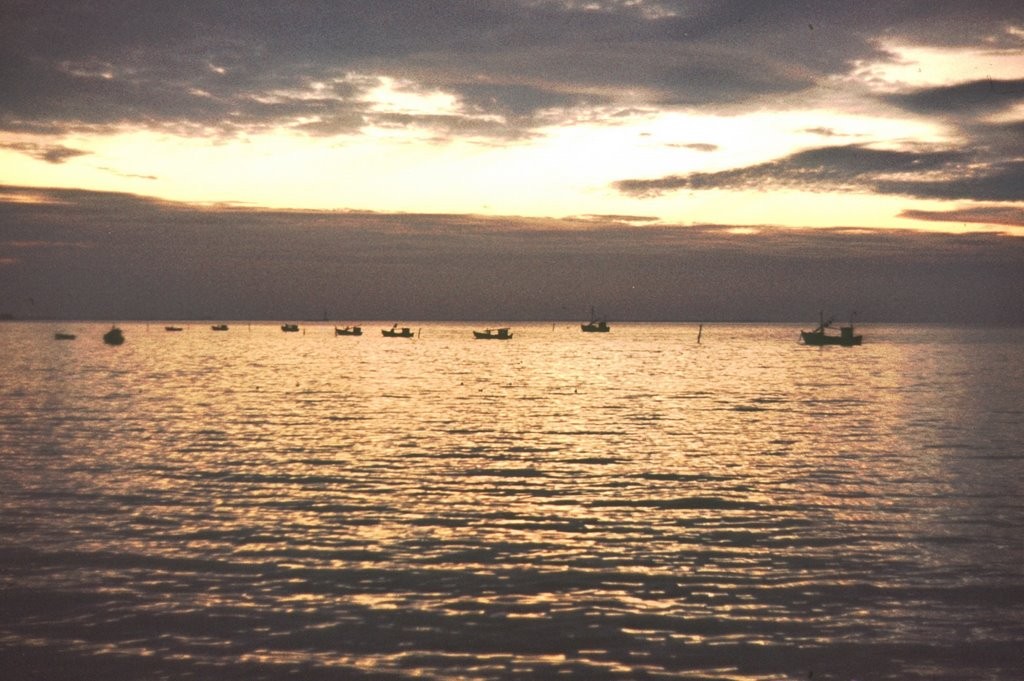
[581,307,610,333]
[801,312,863,346]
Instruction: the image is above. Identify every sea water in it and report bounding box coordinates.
[1,322,1022,680]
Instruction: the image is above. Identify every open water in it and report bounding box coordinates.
[1,321,1022,680]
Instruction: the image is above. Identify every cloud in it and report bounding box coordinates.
[802,127,856,138]
[97,167,159,181]
[668,143,718,152]
[1,184,1021,324]
[875,160,1024,201]
[573,214,662,224]
[2,1,1021,140]
[613,143,975,195]
[882,78,1024,116]
[0,142,89,163]
[899,206,1024,228]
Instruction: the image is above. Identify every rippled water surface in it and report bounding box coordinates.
[2,322,1022,680]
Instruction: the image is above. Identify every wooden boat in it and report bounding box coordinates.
[211,324,229,331]
[335,325,362,336]
[581,307,610,333]
[54,332,76,340]
[103,326,125,345]
[281,323,300,332]
[801,312,862,346]
[382,324,415,338]
[165,325,184,332]
[473,327,512,340]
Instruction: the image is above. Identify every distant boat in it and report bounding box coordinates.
[54,332,76,340]
[382,324,414,338]
[165,326,184,332]
[211,324,229,331]
[103,326,125,345]
[473,327,512,340]
[281,323,300,332]
[581,307,610,333]
[801,312,863,347]
[335,325,362,336]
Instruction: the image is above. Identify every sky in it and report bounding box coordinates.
[1,1,1022,323]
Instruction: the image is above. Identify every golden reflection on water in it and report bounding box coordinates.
[1,322,1022,680]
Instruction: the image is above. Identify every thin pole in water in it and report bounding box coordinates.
[697,323,703,344]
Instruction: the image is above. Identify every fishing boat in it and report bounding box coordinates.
[103,326,124,345]
[281,323,300,332]
[211,324,229,331]
[801,312,863,347]
[381,324,414,338]
[165,325,184,332]
[581,307,610,333]
[473,327,512,340]
[335,326,362,336]
[54,332,76,340]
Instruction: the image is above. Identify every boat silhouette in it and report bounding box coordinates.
[581,307,610,333]
[473,327,512,340]
[103,326,124,345]
[801,312,863,346]
[382,324,414,338]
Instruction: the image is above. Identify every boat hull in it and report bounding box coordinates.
[801,330,862,346]
[473,329,512,340]
[103,328,124,345]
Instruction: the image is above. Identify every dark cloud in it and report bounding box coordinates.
[457,81,609,122]
[977,119,1024,154]
[803,127,856,138]
[2,185,1021,324]
[899,206,1024,228]
[0,142,89,163]
[614,71,1024,204]
[1,1,1020,138]
[613,144,986,196]
[882,78,1024,116]
[875,160,1024,201]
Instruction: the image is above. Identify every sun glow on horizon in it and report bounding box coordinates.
[2,122,1020,236]
[1,40,1021,236]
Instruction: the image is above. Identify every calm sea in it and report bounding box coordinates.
[1,322,1022,680]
